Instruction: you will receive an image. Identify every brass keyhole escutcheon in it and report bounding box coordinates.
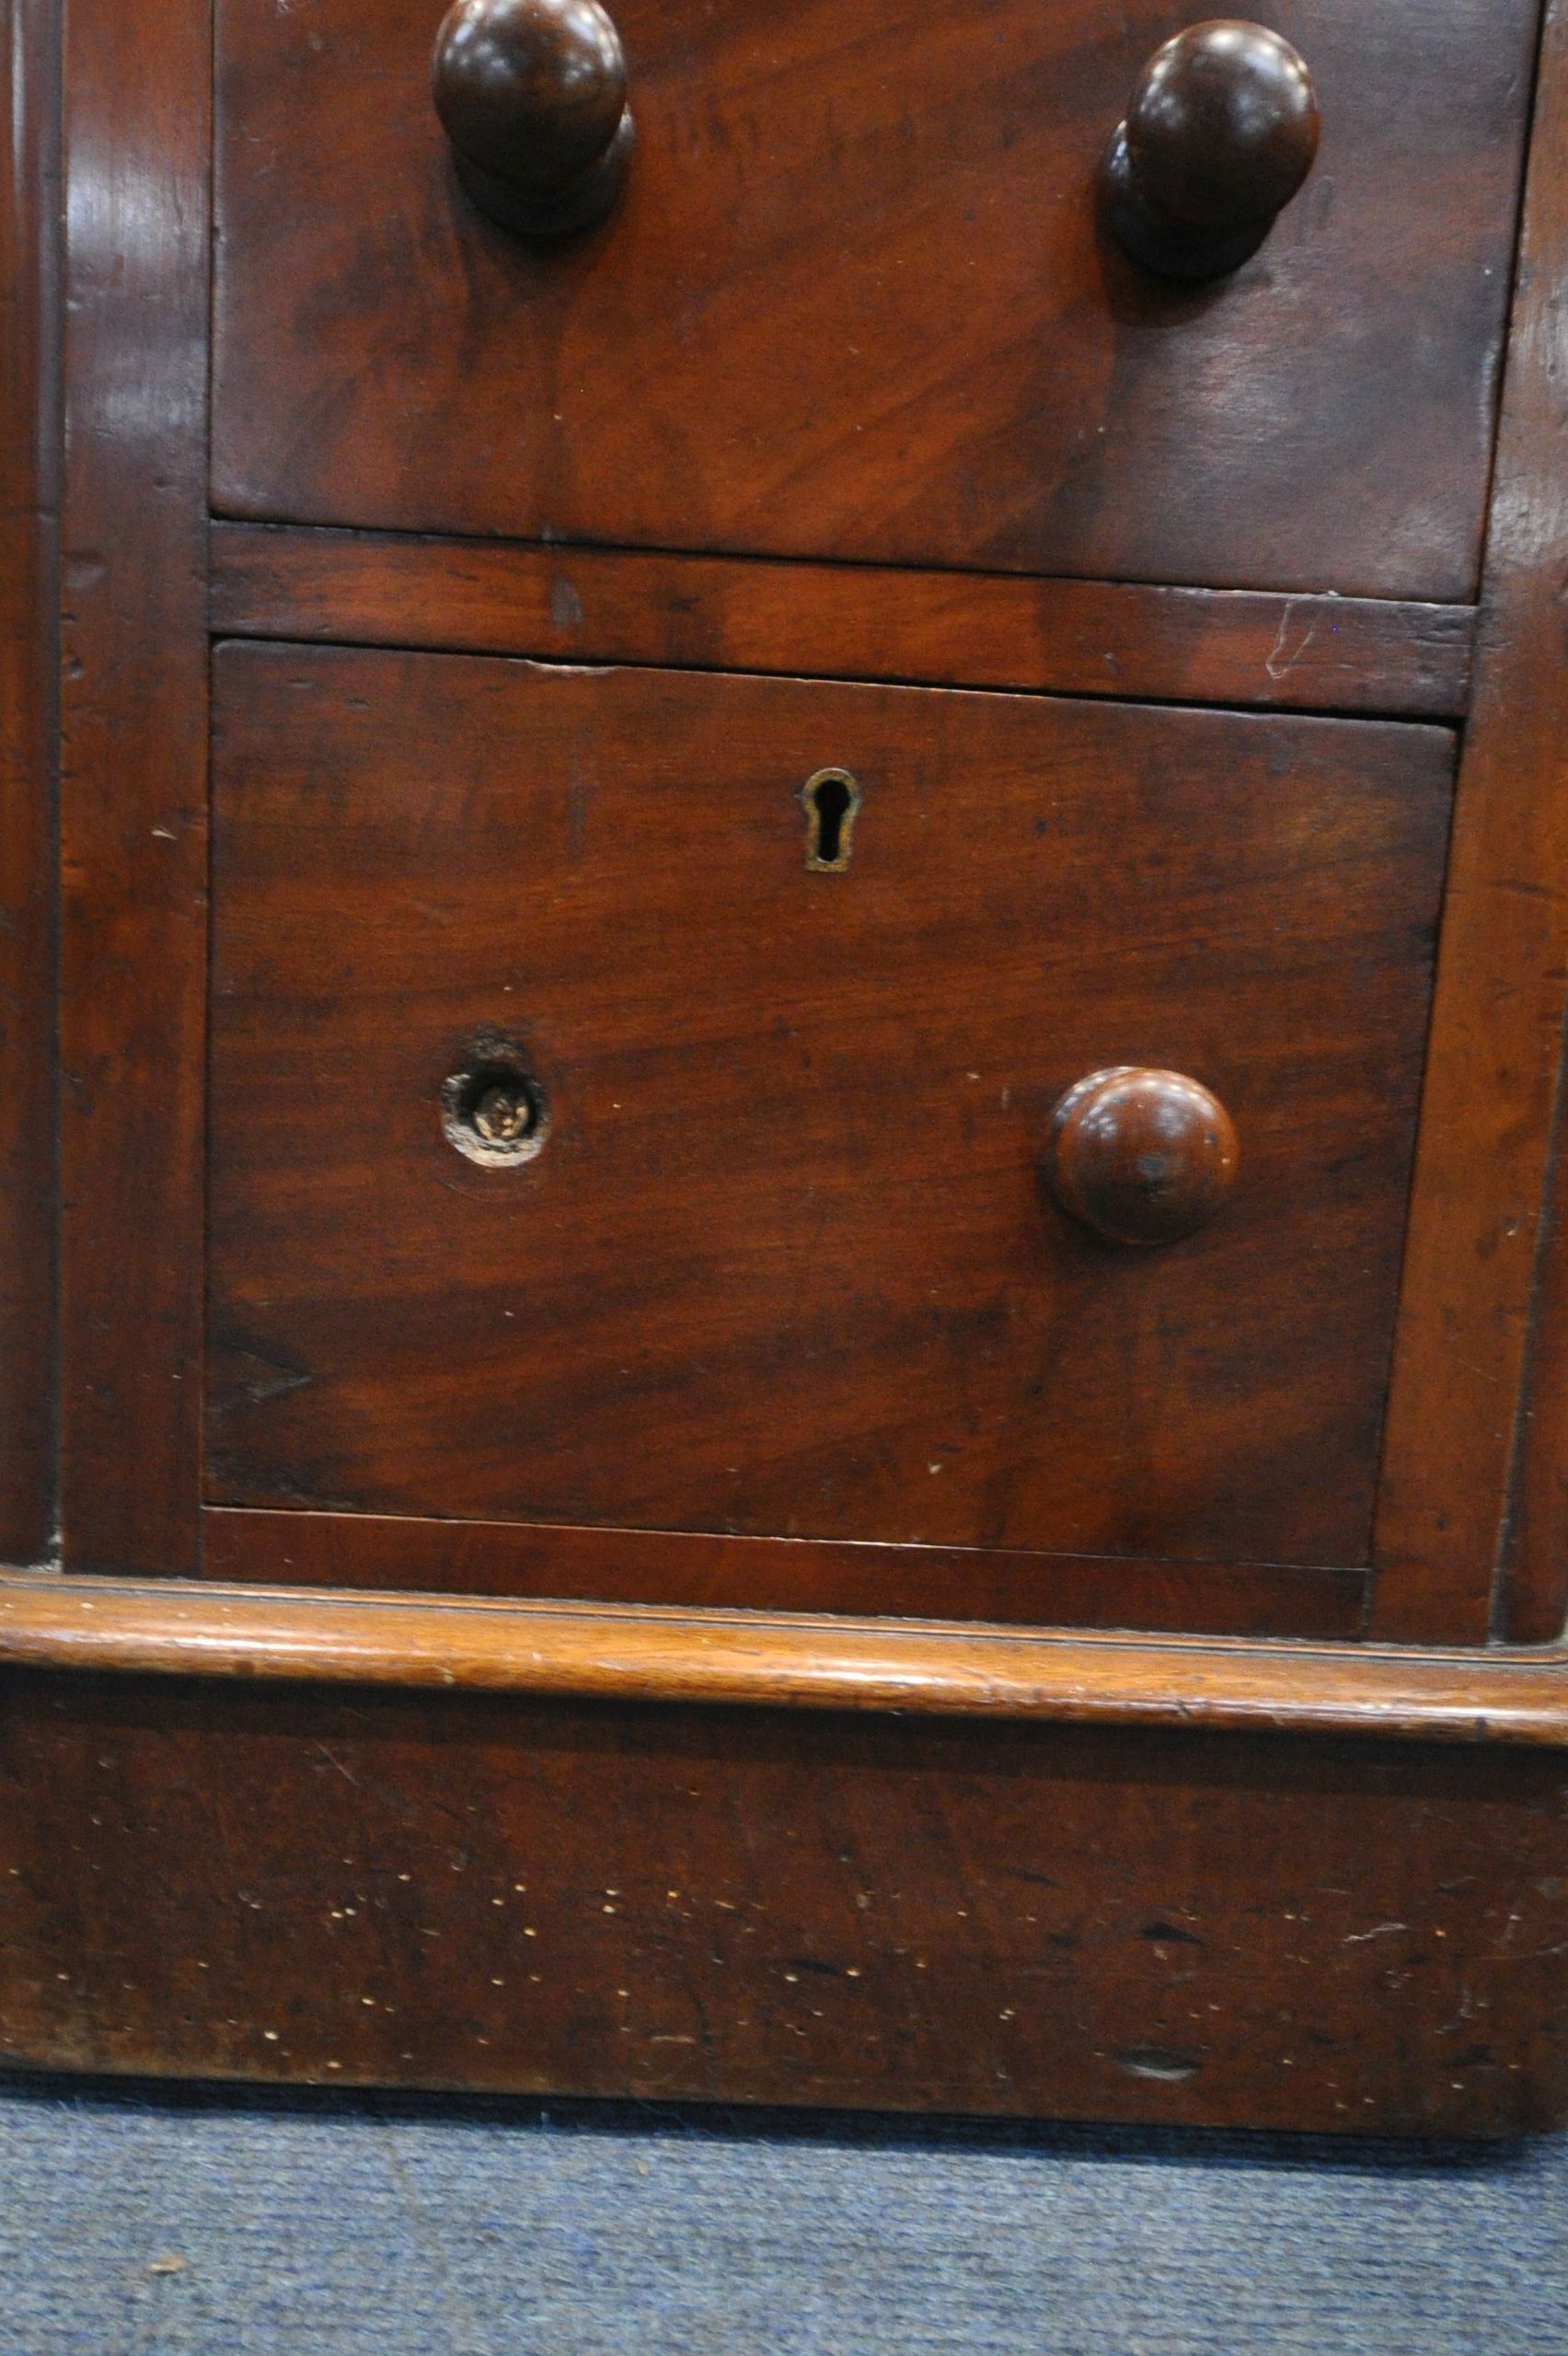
[801,768,861,871]
[441,1039,549,1166]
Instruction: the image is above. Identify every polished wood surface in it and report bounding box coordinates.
[1372,0,1568,1644]
[212,0,1535,597]
[1047,1069,1239,1249]
[0,0,61,1566]
[4,1667,1567,2131]
[8,1573,1568,1744]
[1101,21,1320,281]
[432,0,633,236]
[208,645,1452,1572]
[203,1507,1367,1639]
[1500,1083,1568,1644]
[13,0,1568,2139]
[56,0,211,1576]
[209,524,1479,721]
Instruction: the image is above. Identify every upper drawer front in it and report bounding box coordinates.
[213,0,1537,597]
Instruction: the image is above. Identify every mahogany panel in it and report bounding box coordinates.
[207,644,1454,1576]
[212,0,1537,598]
[209,524,1478,721]
[1371,0,1568,1643]
[202,1508,1367,1641]
[4,1669,1566,2132]
[0,0,61,1564]
[56,0,211,1574]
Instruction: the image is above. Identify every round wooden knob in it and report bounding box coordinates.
[1047,1068,1239,1247]
[432,0,633,238]
[1101,21,1320,280]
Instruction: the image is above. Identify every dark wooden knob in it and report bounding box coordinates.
[1047,1068,1239,1247]
[432,0,633,237]
[1101,20,1320,280]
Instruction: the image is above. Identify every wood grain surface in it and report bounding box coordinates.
[0,0,61,1565]
[1500,1076,1568,1644]
[202,1507,1367,1640]
[12,0,1568,2148]
[209,524,1479,719]
[211,0,1536,596]
[1371,0,1568,1643]
[207,644,1454,1579]
[57,0,211,1575]
[3,1664,1566,2131]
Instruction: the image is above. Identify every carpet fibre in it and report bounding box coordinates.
[3,2078,1566,2354]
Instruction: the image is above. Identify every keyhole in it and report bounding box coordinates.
[801,768,860,871]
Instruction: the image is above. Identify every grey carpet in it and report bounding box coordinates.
[1,2075,1564,2355]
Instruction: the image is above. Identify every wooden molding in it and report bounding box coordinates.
[210,522,1476,721]
[1371,0,1568,1641]
[3,1572,1567,1746]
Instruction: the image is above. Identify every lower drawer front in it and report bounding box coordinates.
[207,644,1454,1592]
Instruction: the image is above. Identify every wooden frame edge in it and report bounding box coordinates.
[209,522,1477,722]
[1369,0,1568,1640]
[1501,1054,1568,1642]
[0,0,62,1565]
[57,0,212,1575]
[3,1573,1566,1746]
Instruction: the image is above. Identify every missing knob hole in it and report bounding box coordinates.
[801,768,861,871]
[441,1046,549,1168]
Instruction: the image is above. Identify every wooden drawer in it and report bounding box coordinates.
[212,0,1537,597]
[207,642,1453,1622]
